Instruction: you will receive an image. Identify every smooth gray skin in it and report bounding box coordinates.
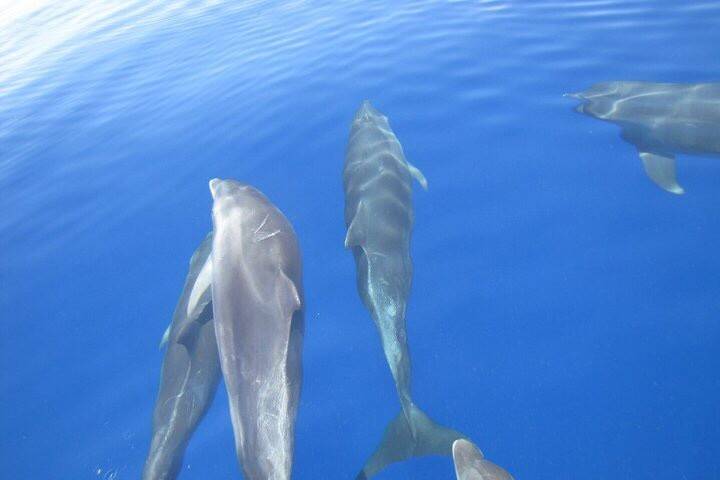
[143,233,221,480]
[571,81,720,194]
[452,439,515,480]
[344,101,465,479]
[210,179,304,480]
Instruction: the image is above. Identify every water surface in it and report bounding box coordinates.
[1,1,719,479]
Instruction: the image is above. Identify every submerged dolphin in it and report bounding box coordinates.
[343,101,465,479]
[571,81,720,194]
[452,439,515,480]
[209,179,304,480]
[143,233,221,480]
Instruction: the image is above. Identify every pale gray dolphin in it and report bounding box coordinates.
[571,81,720,194]
[343,101,465,479]
[452,439,515,480]
[143,233,221,480]
[209,179,304,480]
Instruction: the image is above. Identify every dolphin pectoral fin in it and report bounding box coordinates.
[639,151,685,194]
[357,403,466,479]
[186,254,213,318]
[407,162,428,190]
[159,324,172,349]
[345,201,367,248]
[175,304,214,349]
[175,256,214,348]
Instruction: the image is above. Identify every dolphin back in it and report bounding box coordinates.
[343,101,427,412]
[344,103,468,478]
[143,232,221,480]
[209,179,304,480]
[572,81,720,194]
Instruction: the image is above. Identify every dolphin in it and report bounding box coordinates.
[570,81,720,194]
[343,101,466,479]
[209,179,304,480]
[143,232,221,480]
[452,439,515,480]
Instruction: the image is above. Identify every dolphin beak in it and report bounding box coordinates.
[356,100,376,121]
[564,92,584,99]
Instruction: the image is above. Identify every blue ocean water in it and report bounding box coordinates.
[1,0,719,478]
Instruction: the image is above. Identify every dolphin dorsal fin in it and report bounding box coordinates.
[407,162,428,190]
[277,269,302,319]
[639,151,685,194]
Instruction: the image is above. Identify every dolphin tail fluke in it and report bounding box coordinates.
[639,151,685,194]
[357,402,466,479]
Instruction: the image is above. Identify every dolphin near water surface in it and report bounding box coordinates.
[143,233,221,480]
[571,81,720,194]
[343,101,466,479]
[209,179,304,480]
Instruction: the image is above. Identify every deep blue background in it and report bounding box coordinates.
[1,1,719,479]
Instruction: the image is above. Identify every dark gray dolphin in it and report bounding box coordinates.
[571,81,720,194]
[209,179,304,480]
[452,439,515,480]
[143,233,221,480]
[343,101,465,479]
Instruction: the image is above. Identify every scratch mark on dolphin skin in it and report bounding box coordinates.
[254,229,281,242]
[253,213,281,242]
[254,214,269,235]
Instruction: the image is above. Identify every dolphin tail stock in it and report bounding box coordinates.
[356,402,467,479]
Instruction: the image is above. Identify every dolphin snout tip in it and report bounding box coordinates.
[356,100,379,121]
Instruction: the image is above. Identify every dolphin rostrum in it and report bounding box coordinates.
[209,179,304,480]
[143,232,221,480]
[452,439,515,480]
[343,101,465,478]
[571,81,720,194]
